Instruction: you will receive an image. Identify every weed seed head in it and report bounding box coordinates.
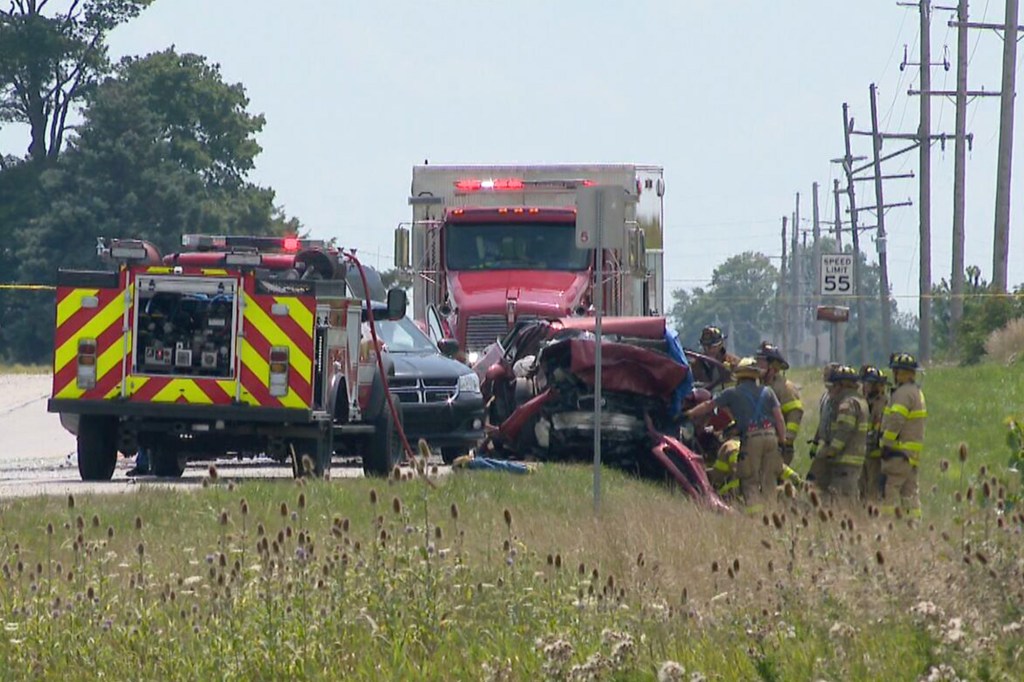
[134,516,143,531]
[46,523,53,536]
[136,542,145,557]
[208,464,218,480]
[369,489,378,506]
[240,499,248,516]
[940,459,950,473]
[280,502,288,517]
[392,497,402,515]
[449,503,459,520]
[67,494,75,510]
[219,510,229,526]
[958,443,968,462]
[298,493,306,510]
[503,508,513,528]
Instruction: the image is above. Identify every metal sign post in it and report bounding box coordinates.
[576,186,626,513]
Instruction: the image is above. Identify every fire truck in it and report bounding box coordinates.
[47,235,407,481]
[393,163,666,361]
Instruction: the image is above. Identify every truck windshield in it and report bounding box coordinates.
[445,223,590,271]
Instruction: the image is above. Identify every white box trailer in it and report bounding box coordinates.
[396,163,665,354]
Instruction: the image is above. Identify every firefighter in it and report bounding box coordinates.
[816,365,869,499]
[859,364,889,501]
[806,362,841,489]
[755,342,804,466]
[685,357,787,513]
[699,326,740,370]
[880,352,927,518]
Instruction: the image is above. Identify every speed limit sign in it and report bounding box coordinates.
[820,254,854,296]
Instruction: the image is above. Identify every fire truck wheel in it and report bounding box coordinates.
[77,416,118,481]
[151,448,188,478]
[363,404,402,477]
[290,437,330,478]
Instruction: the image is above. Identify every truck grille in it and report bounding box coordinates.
[464,315,509,352]
[390,377,459,404]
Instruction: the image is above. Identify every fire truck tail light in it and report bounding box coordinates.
[268,346,289,396]
[454,178,525,192]
[76,339,98,388]
[282,237,300,252]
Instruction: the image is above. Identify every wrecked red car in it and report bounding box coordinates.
[473,317,732,508]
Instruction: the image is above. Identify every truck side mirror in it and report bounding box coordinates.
[394,226,410,270]
[437,338,460,358]
[385,288,407,320]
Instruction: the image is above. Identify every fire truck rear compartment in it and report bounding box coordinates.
[134,276,236,378]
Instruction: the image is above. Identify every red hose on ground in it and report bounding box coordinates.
[342,250,418,468]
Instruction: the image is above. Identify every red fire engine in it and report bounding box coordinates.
[48,235,407,480]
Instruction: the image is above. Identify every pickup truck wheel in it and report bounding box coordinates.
[151,448,188,478]
[363,404,402,477]
[77,416,118,481]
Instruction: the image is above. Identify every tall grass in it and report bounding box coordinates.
[0,361,1021,680]
[1,463,1022,681]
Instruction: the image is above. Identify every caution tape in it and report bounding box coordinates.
[0,282,56,290]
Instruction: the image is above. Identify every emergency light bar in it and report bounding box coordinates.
[453,178,600,193]
[181,234,326,252]
[96,238,153,262]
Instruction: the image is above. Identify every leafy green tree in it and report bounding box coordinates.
[670,251,778,355]
[4,49,294,361]
[18,48,290,282]
[0,0,154,162]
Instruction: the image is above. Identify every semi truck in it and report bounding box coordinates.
[393,163,665,361]
[48,235,408,481]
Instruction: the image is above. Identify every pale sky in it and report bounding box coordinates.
[3,0,1022,314]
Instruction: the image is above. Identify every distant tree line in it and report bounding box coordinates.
[0,1,297,362]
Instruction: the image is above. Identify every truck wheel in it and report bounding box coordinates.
[363,404,403,477]
[77,415,118,481]
[290,433,331,479]
[441,447,463,465]
[151,448,188,478]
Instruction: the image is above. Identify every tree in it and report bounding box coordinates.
[18,48,289,281]
[0,0,154,162]
[670,251,778,355]
[4,48,294,361]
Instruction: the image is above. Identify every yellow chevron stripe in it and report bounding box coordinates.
[202,269,229,275]
[54,294,126,373]
[243,293,312,383]
[151,379,214,404]
[274,296,315,335]
[54,332,129,399]
[56,288,99,327]
[240,339,308,408]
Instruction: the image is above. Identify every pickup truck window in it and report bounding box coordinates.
[445,223,590,271]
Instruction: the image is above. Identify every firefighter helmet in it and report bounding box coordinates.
[700,326,725,347]
[828,364,860,385]
[756,342,789,370]
[889,352,919,371]
[859,364,886,384]
[733,356,761,379]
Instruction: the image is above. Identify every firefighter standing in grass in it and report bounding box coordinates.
[859,365,889,501]
[880,352,927,518]
[755,342,804,466]
[816,365,869,499]
[806,362,841,489]
[685,357,787,513]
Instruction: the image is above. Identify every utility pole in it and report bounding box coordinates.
[992,0,1020,293]
[812,182,822,366]
[832,179,844,251]
[792,194,802,358]
[869,83,894,354]
[841,102,867,366]
[950,0,971,346]
[778,216,786,356]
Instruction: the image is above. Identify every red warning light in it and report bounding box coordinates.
[283,237,300,251]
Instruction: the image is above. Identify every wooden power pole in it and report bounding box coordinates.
[992,0,1020,293]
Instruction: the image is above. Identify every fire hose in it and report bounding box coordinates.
[341,250,421,472]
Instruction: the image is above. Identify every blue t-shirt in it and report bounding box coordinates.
[713,381,779,434]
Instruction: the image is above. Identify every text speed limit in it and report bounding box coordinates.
[820,254,854,296]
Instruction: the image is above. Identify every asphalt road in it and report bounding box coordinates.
[0,374,433,498]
